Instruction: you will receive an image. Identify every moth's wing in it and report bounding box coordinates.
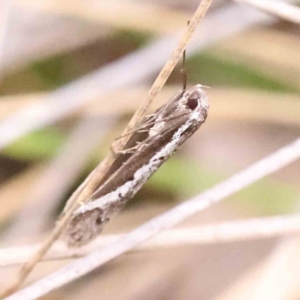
[61,115,155,216]
[62,90,185,216]
[95,114,157,189]
[93,90,185,190]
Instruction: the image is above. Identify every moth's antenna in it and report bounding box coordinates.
[181,21,190,92]
[181,48,187,91]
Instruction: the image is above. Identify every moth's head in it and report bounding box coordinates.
[180,84,209,120]
[149,84,209,137]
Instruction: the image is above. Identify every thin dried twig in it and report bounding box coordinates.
[111,0,213,158]
[4,137,300,300]
[2,213,300,267]
[0,1,212,297]
[236,0,300,24]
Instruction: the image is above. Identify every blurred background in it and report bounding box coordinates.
[0,0,300,299]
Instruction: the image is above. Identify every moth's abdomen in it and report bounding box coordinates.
[64,208,108,247]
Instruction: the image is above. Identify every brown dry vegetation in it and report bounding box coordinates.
[0,1,300,299]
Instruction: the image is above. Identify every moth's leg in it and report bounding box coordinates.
[110,131,148,155]
[135,141,148,152]
[110,141,126,157]
[145,113,156,119]
[110,143,135,155]
[116,144,141,154]
[77,198,92,207]
[112,141,148,155]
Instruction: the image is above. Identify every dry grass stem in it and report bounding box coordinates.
[4,137,300,300]
[112,0,212,151]
[2,213,300,266]
[236,0,300,24]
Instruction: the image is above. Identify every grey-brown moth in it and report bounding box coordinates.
[64,84,209,247]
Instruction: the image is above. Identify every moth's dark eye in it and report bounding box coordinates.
[95,216,102,225]
[187,97,198,110]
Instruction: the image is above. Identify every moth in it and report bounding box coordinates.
[63,84,209,247]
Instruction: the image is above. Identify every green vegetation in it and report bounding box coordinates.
[187,52,298,93]
[1,128,65,160]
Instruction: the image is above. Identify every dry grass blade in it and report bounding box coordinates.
[236,0,300,24]
[4,137,300,300]
[111,0,212,156]
[2,214,300,266]
[0,0,213,297]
